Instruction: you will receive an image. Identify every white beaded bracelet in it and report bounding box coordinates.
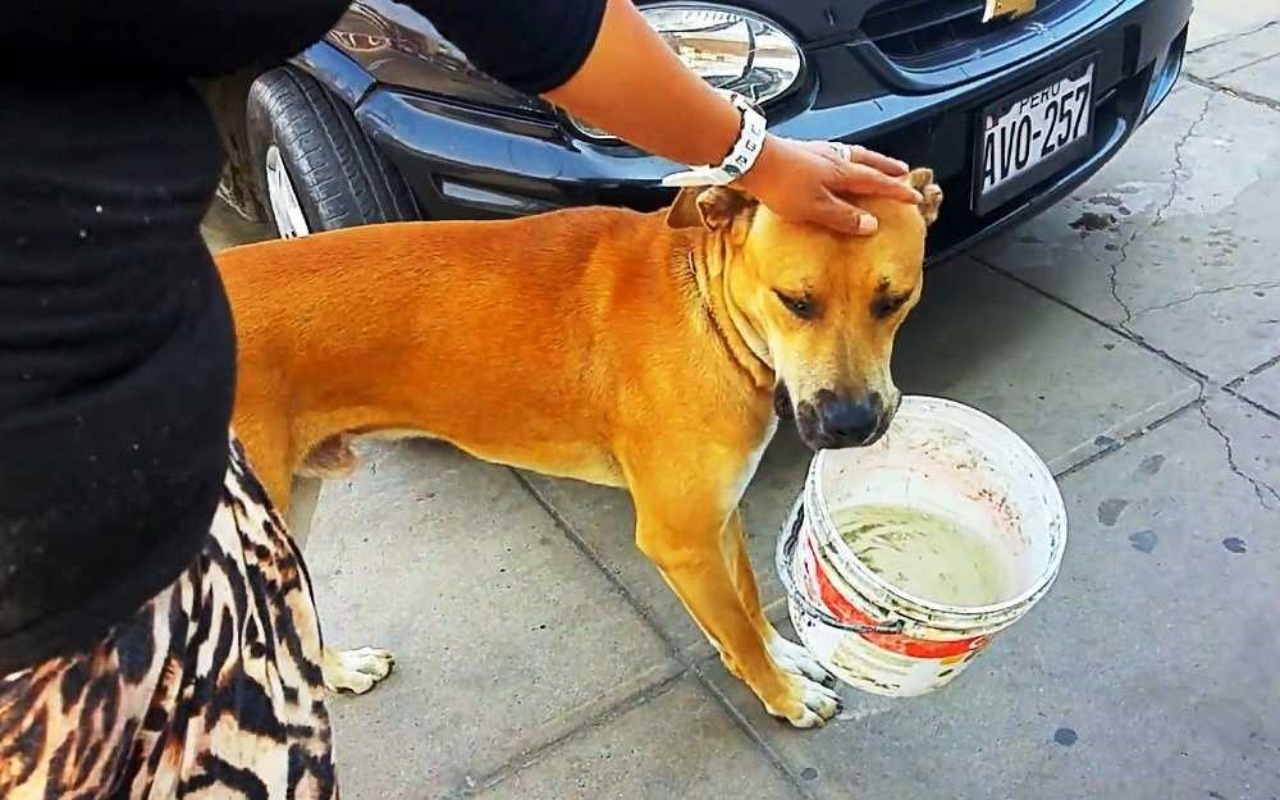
[661,90,768,188]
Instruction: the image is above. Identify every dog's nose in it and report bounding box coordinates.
[816,392,884,445]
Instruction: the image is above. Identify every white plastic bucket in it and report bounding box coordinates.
[775,395,1067,697]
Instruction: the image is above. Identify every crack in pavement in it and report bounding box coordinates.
[1204,51,1280,81]
[1153,91,1213,229]
[1108,229,1142,329]
[1105,92,1214,331]
[1197,401,1280,511]
[1186,19,1279,56]
[1186,73,1280,115]
[1238,351,1280,385]
[1134,280,1280,316]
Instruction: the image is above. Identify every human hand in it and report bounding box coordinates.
[735,136,923,235]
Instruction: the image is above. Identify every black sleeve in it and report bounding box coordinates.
[0,0,351,77]
[410,0,609,95]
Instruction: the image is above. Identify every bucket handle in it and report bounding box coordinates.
[775,503,907,636]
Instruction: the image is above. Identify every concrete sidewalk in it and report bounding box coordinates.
[206,8,1280,798]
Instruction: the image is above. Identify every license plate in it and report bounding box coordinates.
[973,58,1096,215]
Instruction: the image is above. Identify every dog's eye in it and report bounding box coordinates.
[774,290,817,320]
[871,291,912,319]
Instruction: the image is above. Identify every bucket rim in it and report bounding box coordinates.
[805,394,1068,622]
[774,497,909,635]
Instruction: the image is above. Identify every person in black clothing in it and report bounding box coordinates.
[0,1,918,797]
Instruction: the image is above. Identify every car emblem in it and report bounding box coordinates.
[982,0,1037,22]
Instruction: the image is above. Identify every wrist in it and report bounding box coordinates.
[734,133,782,197]
[660,92,767,189]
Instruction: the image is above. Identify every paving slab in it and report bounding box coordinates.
[473,678,803,800]
[705,394,1280,800]
[525,259,1197,654]
[1188,4,1280,50]
[1237,360,1280,413]
[1186,22,1280,79]
[892,259,1200,471]
[304,440,676,799]
[977,83,1280,383]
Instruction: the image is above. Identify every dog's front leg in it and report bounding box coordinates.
[626,462,841,728]
[721,509,772,638]
[635,507,839,727]
[723,511,835,688]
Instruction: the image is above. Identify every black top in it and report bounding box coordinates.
[0,0,607,675]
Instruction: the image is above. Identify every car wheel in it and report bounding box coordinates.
[246,66,417,238]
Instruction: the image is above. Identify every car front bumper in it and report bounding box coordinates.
[295,0,1192,262]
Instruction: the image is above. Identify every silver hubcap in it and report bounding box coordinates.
[265,145,310,239]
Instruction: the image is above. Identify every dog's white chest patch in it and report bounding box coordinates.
[729,415,778,506]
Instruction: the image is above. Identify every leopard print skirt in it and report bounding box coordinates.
[0,437,337,799]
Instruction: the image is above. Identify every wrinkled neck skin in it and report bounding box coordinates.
[689,231,775,390]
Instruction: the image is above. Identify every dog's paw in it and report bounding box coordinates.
[768,633,836,688]
[322,646,395,695]
[767,674,843,729]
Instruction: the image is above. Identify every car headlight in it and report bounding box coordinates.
[566,4,805,141]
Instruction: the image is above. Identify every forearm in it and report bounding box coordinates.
[541,0,744,168]
[418,0,742,169]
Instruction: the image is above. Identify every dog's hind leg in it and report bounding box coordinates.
[322,646,396,695]
[287,475,396,694]
[288,433,362,549]
[287,436,397,695]
[284,475,323,550]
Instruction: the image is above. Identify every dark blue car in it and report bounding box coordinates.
[213,0,1192,262]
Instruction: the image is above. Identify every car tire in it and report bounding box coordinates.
[246,66,417,238]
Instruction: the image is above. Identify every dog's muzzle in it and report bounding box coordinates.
[773,383,795,421]
[794,389,892,450]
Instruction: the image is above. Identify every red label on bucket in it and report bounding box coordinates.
[809,546,990,660]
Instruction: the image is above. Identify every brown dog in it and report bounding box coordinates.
[217,168,942,727]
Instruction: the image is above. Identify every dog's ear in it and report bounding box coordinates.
[665,187,706,229]
[665,186,756,230]
[908,167,943,228]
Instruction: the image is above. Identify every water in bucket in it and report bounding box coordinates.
[831,504,1015,608]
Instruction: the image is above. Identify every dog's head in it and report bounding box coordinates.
[667,167,942,451]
